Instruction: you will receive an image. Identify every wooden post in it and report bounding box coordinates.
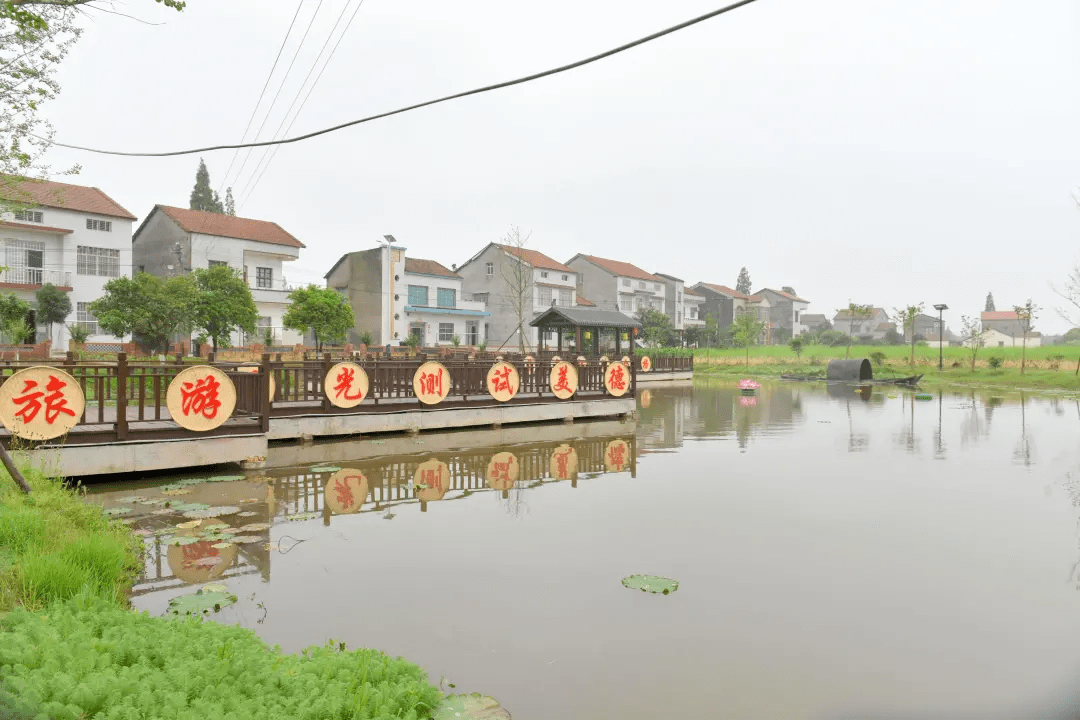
[321,352,332,412]
[260,352,272,433]
[557,327,563,353]
[575,326,583,355]
[116,352,128,441]
[0,444,31,494]
[615,328,622,357]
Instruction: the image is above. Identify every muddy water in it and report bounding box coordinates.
[88,382,1080,719]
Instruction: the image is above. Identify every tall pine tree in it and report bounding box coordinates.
[985,292,995,312]
[190,158,224,214]
[736,267,752,295]
[224,187,236,216]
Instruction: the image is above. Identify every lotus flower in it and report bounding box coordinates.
[737,379,760,390]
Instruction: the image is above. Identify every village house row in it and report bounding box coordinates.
[0,177,1038,351]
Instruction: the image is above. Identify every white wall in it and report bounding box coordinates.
[399,267,487,346]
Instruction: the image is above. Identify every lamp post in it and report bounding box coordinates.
[933,303,948,371]
[382,235,396,353]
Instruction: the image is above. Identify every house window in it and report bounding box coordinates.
[638,281,646,289]
[473,292,489,304]
[5,238,44,285]
[619,298,633,312]
[485,262,494,276]
[13,210,42,223]
[85,218,112,232]
[558,289,572,306]
[208,260,228,268]
[562,274,568,281]
[466,321,479,345]
[256,267,273,289]
[408,285,428,306]
[437,288,456,308]
[438,322,454,342]
[77,246,120,277]
[541,271,549,278]
[654,283,661,291]
[538,286,553,306]
[622,279,630,287]
[76,302,98,336]
[410,323,425,345]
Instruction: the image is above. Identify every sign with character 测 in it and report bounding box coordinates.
[413,362,451,405]
[0,367,85,440]
[166,366,237,432]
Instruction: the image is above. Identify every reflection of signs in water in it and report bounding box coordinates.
[486,452,519,490]
[414,459,450,501]
[604,362,630,397]
[549,444,579,482]
[166,534,238,584]
[640,390,652,408]
[486,362,520,403]
[739,395,757,407]
[324,468,369,514]
[548,361,578,400]
[166,366,237,432]
[604,439,630,472]
[413,362,450,405]
[325,362,369,408]
[640,356,652,372]
[237,364,277,402]
[0,366,84,440]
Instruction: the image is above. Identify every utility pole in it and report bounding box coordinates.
[933,303,948,371]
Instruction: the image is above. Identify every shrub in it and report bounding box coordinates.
[66,324,91,344]
[808,355,822,366]
[451,335,461,347]
[988,356,1003,369]
[357,330,374,346]
[1049,353,1065,370]
[0,593,442,720]
[869,351,886,367]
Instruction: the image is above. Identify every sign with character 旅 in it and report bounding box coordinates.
[166,366,237,432]
[603,361,631,398]
[0,367,85,440]
[548,361,578,400]
[325,362,370,409]
[413,361,451,405]
[486,361,520,403]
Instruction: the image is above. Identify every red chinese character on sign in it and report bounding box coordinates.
[641,357,651,371]
[607,443,626,470]
[492,456,514,482]
[422,464,444,491]
[334,476,357,509]
[490,366,515,396]
[13,375,76,425]
[333,366,364,401]
[181,374,222,419]
[418,368,444,397]
[608,364,627,391]
[182,540,219,569]
[553,449,571,479]
[553,365,572,394]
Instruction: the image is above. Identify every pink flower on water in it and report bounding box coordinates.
[739,395,758,407]
[738,379,760,390]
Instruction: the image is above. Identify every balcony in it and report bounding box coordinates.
[0,267,71,289]
[248,277,296,305]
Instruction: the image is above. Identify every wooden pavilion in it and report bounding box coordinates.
[529,306,642,356]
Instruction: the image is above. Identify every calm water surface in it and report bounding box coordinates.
[88,381,1080,719]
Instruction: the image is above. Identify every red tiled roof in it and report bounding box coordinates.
[0,176,136,219]
[697,283,748,299]
[576,255,659,282]
[981,311,1019,321]
[154,205,304,248]
[405,257,459,279]
[876,322,894,331]
[0,220,72,235]
[762,287,809,303]
[575,295,595,307]
[497,244,573,273]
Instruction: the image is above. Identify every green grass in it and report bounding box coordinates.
[0,469,142,613]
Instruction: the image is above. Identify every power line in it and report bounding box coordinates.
[236,0,364,207]
[217,0,307,194]
[40,0,763,158]
[239,0,367,209]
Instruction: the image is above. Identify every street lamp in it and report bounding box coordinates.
[933,303,948,371]
[382,235,396,353]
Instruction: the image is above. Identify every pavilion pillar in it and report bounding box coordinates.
[615,328,622,357]
[557,327,563,353]
[575,326,583,354]
[629,328,636,355]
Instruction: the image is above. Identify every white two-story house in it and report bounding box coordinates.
[457,243,577,351]
[0,177,137,351]
[326,241,489,347]
[566,254,666,318]
[132,205,306,346]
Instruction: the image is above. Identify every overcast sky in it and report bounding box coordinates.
[43,0,1080,332]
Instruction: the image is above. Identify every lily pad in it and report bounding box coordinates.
[137,498,167,506]
[183,510,215,519]
[116,496,144,504]
[211,542,233,550]
[204,506,241,517]
[167,536,201,546]
[432,693,511,720]
[103,507,131,517]
[230,535,262,544]
[200,521,229,531]
[162,488,193,496]
[167,588,237,615]
[621,574,679,595]
[208,474,246,482]
[151,509,174,516]
[201,583,228,593]
[176,520,202,529]
[174,502,210,512]
[288,512,319,522]
[238,523,271,533]
[309,466,341,473]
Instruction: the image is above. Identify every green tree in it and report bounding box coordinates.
[90,273,195,353]
[191,264,257,350]
[283,285,355,352]
[0,292,31,343]
[189,158,223,214]
[735,267,752,295]
[1013,299,1039,376]
[841,303,873,358]
[636,307,676,347]
[959,314,987,371]
[985,292,995,312]
[224,187,236,216]
[704,312,719,347]
[789,336,804,361]
[731,311,765,367]
[3,2,185,34]
[893,303,924,366]
[34,282,70,342]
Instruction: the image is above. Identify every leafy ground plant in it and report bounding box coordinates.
[0,592,442,720]
[622,574,680,595]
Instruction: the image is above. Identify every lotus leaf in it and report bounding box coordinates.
[203,506,241,517]
[238,523,271,533]
[309,466,341,473]
[432,693,511,719]
[176,520,202,529]
[201,583,228,593]
[167,588,237,615]
[200,521,229,531]
[288,512,319,522]
[621,574,679,595]
[116,496,143,503]
[168,536,201,546]
[208,474,246,482]
[230,535,262,544]
[211,542,233,550]
[138,498,167,505]
[103,507,131,517]
[174,502,210,512]
[183,511,216,519]
[151,509,174,516]
[162,488,192,496]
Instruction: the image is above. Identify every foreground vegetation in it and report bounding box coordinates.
[694,345,1080,392]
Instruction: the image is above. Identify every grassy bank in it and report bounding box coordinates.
[694,345,1080,392]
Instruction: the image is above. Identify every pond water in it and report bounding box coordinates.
[88,381,1080,719]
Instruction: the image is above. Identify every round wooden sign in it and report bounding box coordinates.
[549,444,579,482]
[167,532,238,584]
[603,361,631,398]
[487,452,519,490]
[640,389,653,408]
[414,458,450,501]
[413,362,450,405]
[0,366,84,440]
[166,366,237,432]
[604,439,631,473]
[486,361,520,403]
[237,364,276,402]
[324,468,369,514]
[640,355,653,372]
[325,362,369,408]
[548,361,578,400]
